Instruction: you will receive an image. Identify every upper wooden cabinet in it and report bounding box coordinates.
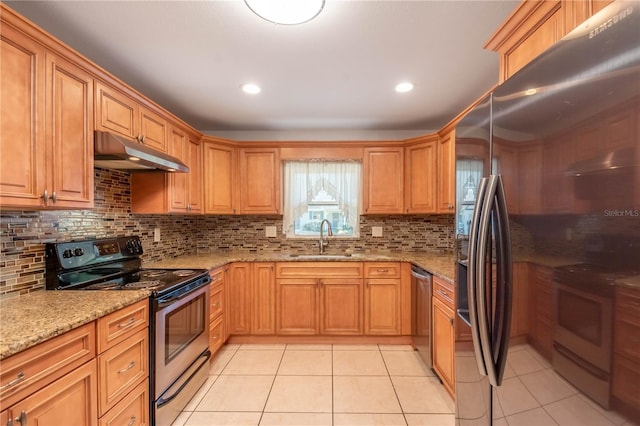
[0,23,94,209]
[436,129,455,213]
[203,141,237,214]
[95,82,168,153]
[239,148,281,214]
[485,0,613,82]
[130,128,203,214]
[404,138,438,214]
[363,147,404,214]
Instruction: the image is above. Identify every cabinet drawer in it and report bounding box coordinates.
[99,379,149,426]
[617,286,640,317]
[614,312,640,362]
[364,262,400,278]
[612,354,640,408]
[97,300,148,353]
[210,315,225,355]
[0,322,95,408]
[98,329,148,416]
[276,262,363,278]
[433,277,455,309]
[210,281,224,320]
[209,268,224,287]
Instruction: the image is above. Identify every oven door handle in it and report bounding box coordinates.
[156,278,209,308]
[156,349,212,408]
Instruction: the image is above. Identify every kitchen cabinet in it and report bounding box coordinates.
[209,267,226,354]
[493,140,519,214]
[2,360,98,426]
[252,263,276,335]
[542,134,574,213]
[364,263,402,335]
[528,265,554,360]
[432,276,455,397]
[203,141,237,214]
[130,127,203,214]
[98,379,148,426]
[1,25,94,209]
[96,299,149,419]
[227,263,253,335]
[436,129,455,213]
[612,286,640,413]
[510,262,529,339]
[276,262,364,335]
[404,138,438,214]
[363,147,404,214]
[239,148,280,214]
[95,82,168,153]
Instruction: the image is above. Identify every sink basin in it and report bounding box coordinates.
[288,253,355,259]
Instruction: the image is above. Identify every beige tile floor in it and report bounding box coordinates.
[172,342,640,426]
[171,343,454,426]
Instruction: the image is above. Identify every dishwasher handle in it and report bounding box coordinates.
[410,267,432,281]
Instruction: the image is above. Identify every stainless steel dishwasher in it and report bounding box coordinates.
[411,265,433,368]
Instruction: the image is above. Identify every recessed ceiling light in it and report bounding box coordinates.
[395,82,415,93]
[244,0,325,25]
[241,83,261,95]
[524,88,537,96]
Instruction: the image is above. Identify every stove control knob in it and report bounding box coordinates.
[74,248,84,257]
[126,240,135,254]
[62,249,74,258]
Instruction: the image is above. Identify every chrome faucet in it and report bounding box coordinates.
[319,219,333,254]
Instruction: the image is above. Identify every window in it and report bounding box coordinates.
[283,161,361,238]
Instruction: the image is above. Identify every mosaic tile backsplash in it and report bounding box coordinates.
[1,168,455,296]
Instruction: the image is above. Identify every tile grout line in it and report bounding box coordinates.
[377,344,410,426]
[256,344,287,425]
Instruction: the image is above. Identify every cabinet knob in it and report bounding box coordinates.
[42,189,49,204]
[127,416,137,426]
[51,191,57,203]
[14,411,26,425]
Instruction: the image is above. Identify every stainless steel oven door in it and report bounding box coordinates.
[154,282,210,397]
[554,283,613,372]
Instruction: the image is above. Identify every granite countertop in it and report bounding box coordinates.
[145,251,457,284]
[0,290,150,360]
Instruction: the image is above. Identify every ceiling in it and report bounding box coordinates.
[6,0,520,140]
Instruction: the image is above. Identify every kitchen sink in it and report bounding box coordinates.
[288,253,356,259]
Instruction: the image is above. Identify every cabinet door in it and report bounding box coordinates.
[239,148,280,214]
[168,127,188,212]
[277,278,319,335]
[517,143,542,214]
[320,278,363,335]
[95,82,138,139]
[139,107,167,153]
[493,141,518,214]
[46,52,94,208]
[432,296,455,396]
[186,136,203,213]
[252,263,276,335]
[363,147,404,214]
[510,263,529,338]
[437,130,455,213]
[6,360,98,426]
[228,263,252,335]
[542,135,574,213]
[365,278,401,335]
[204,142,236,214]
[405,141,437,213]
[0,25,46,207]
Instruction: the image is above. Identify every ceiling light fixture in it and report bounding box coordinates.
[244,0,325,25]
[241,83,261,95]
[395,82,415,93]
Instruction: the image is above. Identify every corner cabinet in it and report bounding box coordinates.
[363,147,404,214]
[1,22,94,209]
[239,148,281,214]
[436,129,455,213]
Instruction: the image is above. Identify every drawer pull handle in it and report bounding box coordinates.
[1,372,25,391]
[213,335,220,340]
[211,277,222,283]
[118,317,136,329]
[118,361,136,374]
[212,302,219,307]
[376,269,389,273]
[127,416,137,426]
[14,411,26,425]
[436,289,450,298]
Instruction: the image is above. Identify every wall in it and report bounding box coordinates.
[1,168,456,297]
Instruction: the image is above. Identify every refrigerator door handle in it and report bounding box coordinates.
[489,175,513,386]
[475,175,499,383]
[467,176,490,377]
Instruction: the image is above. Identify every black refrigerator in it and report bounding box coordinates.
[454,1,640,425]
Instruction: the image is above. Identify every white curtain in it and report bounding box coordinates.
[283,161,361,237]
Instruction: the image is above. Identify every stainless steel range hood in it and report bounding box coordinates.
[565,148,635,177]
[94,130,188,172]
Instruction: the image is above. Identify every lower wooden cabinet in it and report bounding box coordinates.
[364,263,402,335]
[209,266,226,354]
[2,360,98,426]
[227,262,276,336]
[277,278,319,335]
[227,262,252,335]
[432,276,455,397]
[99,378,149,426]
[612,286,640,414]
[320,278,363,335]
[528,265,554,359]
